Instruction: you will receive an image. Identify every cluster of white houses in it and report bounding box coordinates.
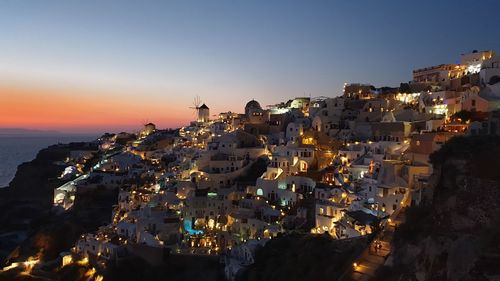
[51,49,500,280]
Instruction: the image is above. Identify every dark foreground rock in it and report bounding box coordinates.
[238,233,368,281]
[372,135,500,281]
[106,254,225,281]
[0,144,71,263]
[0,142,114,266]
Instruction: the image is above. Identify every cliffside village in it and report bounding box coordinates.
[41,49,500,280]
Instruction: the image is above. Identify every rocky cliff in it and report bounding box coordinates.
[374,135,500,281]
[0,142,116,266]
[238,233,368,281]
[0,144,69,263]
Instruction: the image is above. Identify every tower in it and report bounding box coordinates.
[198,104,209,123]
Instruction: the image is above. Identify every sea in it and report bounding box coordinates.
[0,134,98,187]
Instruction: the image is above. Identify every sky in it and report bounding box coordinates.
[0,0,499,133]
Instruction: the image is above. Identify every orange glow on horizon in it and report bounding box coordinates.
[0,83,192,133]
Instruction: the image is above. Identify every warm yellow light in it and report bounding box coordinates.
[208,218,215,229]
[62,255,73,267]
[77,257,89,266]
[85,267,97,279]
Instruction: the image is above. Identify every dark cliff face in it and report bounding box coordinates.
[3,145,68,199]
[238,233,368,281]
[0,142,115,267]
[376,136,500,281]
[0,145,69,263]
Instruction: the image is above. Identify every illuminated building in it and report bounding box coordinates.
[343,83,376,100]
[412,64,460,84]
[460,50,495,75]
[198,104,210,123]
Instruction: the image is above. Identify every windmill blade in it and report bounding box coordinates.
[188,95,203,120]
[189,106,198,116]
[189,106,198,117]
[193,95,201,108]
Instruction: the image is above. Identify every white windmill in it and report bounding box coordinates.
[189,96,209,123]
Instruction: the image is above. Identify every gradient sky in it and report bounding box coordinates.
[1,0,499,133]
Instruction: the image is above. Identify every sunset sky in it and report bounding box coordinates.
[1,0,499,133]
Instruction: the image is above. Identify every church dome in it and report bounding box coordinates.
[245,99,261,110]
[245,99,262,116]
